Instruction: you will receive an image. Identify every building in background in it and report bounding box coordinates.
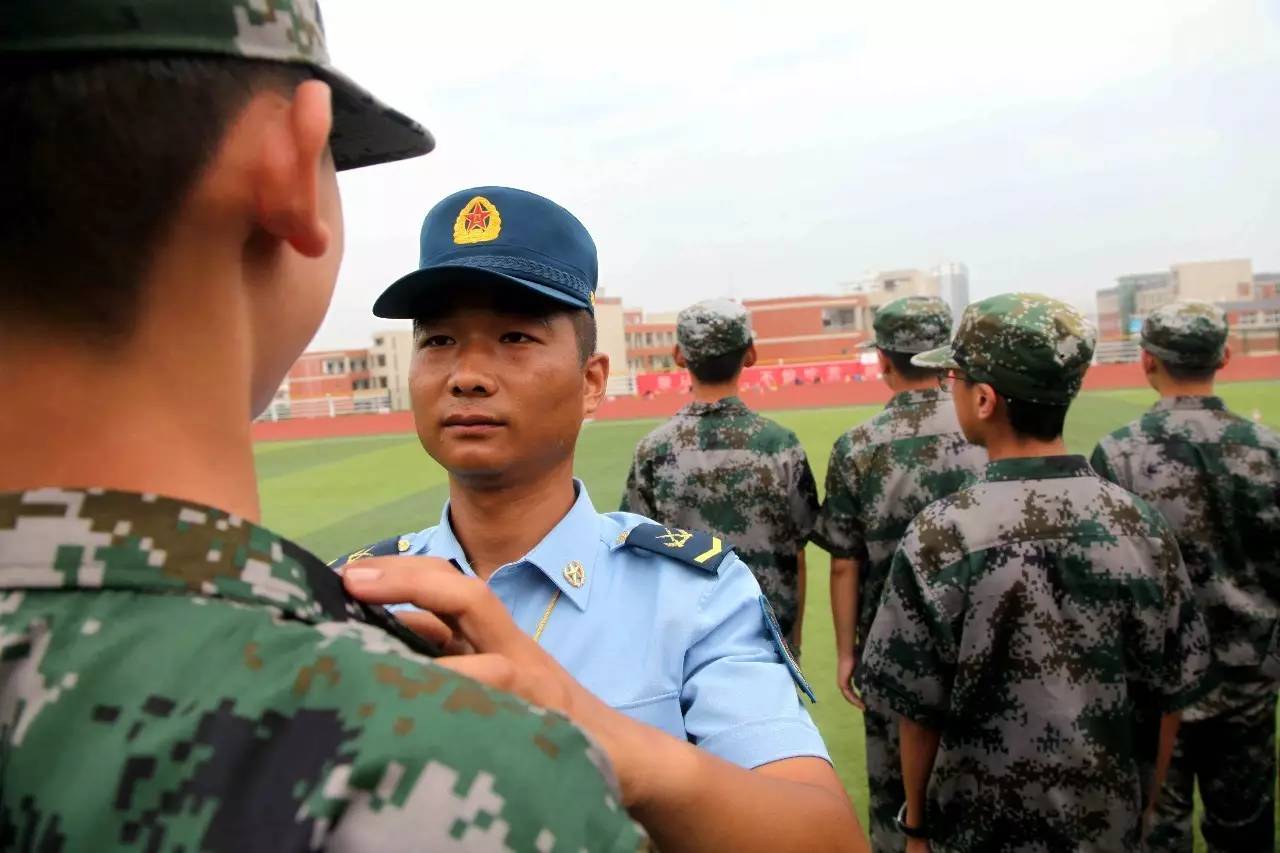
[743,293,872,362]
[370,329,414,411]
[1095,258,1280,358]
[840,268,941,306]
[623,311,679,374]
[931,262,970,320]
[593,294,633,396]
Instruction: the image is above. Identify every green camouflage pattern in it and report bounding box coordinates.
[0,488,646,852]
[676,299,753,363]
[1091,396,1280,721]
[812,387,985,851]
[1141,301,1230,368]
[913,292,1097,404]
[864,296,954,354]
[813,388,987,657]
[619,397,818,635]
[0,0,433,170]
[1146,693,1276,853]
[859,455,1214,853]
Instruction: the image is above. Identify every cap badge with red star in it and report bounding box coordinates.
[452,195,503,244]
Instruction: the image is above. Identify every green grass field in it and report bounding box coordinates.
[256,381,1280,847]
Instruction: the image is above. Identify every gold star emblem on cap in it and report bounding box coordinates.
[563,560,586,588]
[397,538,411,553]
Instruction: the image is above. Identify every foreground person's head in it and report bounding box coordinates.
[0,0,433,413]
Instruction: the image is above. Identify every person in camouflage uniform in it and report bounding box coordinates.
[0,4,645,850]
[1091,301,1280,853]
[620,299,819,642]
[859,293,1214,853]
[812,296,987,852]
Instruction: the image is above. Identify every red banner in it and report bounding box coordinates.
[633,358,875,396]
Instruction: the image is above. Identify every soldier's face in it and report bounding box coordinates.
[409,286,605,485]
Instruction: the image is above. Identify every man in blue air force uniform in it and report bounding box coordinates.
[333,187,867,851]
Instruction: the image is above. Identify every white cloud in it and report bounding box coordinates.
[311,0,1280,347]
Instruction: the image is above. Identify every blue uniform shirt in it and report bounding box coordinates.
[393,481,830,770]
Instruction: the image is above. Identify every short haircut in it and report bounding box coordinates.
[687,343,750,384]
[412,284,597,365]
[0,56,307,344]
[1161,360,1218,383]
[882,349,943,383]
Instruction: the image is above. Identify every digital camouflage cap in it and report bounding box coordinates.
[1141,300,1229,368]
[0,0,434,171]
[863,295,953,354]
[677,299,753,363]
[913,292,1096,404]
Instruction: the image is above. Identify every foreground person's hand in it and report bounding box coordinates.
[342,557,653,804]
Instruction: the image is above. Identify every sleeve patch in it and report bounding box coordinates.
[760,595,816,703]
[328,535,409,570]
[619,523,732,572]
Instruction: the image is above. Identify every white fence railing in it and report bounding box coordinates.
[257,393,394,422]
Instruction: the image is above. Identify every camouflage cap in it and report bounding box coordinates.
[0,0,433,171]
[862,295,953,354]
[1140,300,1228,368]
[677,299,753,363]
[913,292,1096,404]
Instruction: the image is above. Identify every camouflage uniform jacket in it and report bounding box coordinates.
[859,456,1214,853]
[811,387,986,659]
[1091,395,1280,720]
[620,396,819,635]
[0,488,645,852]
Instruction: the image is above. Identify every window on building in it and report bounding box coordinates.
[374,336,384,347]
[645,332,654,346]
[822,307,858,330]
[376,354,387,368]
[379,376,389,389]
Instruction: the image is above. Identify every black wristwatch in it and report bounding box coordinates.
[896,803,931,840]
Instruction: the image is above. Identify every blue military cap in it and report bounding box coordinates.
[374,186,598,318]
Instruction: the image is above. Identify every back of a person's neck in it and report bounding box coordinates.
[446,469,578,579]
[982,434,1069,462]
[0,332,261,521]
[1158,382,1216,399]
[887,376,942,395]
[690,382,739,404]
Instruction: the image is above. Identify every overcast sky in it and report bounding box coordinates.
[313,0,1280,350]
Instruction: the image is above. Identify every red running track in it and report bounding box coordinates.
[252,354,1280,442]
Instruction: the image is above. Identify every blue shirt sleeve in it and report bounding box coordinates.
[679,554,831,768]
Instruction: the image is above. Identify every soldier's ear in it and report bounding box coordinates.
[582,352,609,417]
[975,382,1000,421]
[1219,345,1231,371]
[673,345,686,368]
[742,343,757,369]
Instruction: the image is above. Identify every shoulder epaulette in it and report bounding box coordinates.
[328,535,411,570]
[619,523,732,572]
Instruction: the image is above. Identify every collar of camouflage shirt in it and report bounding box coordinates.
[1153,395,1226,413]
[885,387,947,409]
[982,454,1092,483]
[684,396,751,417]
[0,488,350,623]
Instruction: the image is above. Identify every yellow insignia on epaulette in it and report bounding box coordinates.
[453,196,502,244]
[621,523,732,573]
[658,528,693,549]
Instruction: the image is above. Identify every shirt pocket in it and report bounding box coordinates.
[611,691,685,738]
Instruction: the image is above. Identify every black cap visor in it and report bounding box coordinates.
[317,65,433,170]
